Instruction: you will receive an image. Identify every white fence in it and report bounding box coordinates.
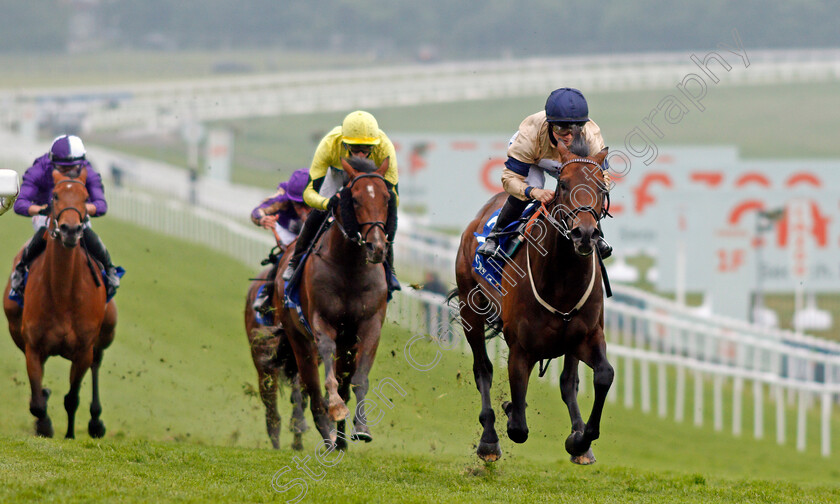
[4,48,840,134]
[108,186,839,457]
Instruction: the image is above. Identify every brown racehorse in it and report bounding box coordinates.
[453,143,613,464]
[245,263,308,450]
[3,169,117,438]
[276,156,392,449]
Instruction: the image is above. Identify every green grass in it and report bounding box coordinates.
[2,216,840,502]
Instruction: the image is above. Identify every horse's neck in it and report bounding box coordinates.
[319,226,370,272]
[525,229,592,299]
[42,239,85,297]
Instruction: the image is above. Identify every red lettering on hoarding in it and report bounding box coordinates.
[776,200,830,248]
[480,158,506,193]
[717,249,745,273]
[633,173,673,214]
[785,172,822,187]
[689,171,724,187]
[734,172,771,188]
[727,199,764,225]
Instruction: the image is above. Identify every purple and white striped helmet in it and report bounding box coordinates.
[49,135,86,166]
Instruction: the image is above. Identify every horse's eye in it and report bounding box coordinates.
[53,194,59,201]
[558,181,569,191]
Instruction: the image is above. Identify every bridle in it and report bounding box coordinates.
[49,179,88,240]
[332,173,391,247]
[543,157,610,237]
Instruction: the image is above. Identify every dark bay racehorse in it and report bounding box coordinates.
[245,265,308,450]
[276,156,392,449]
[453,143,613,464]
[3,169,117,438]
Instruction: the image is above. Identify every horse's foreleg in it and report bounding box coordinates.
[313,321,348,423]
[258,369,281,449]
[567,334,614,464]
[25,346,53,437]
[349,318,382,443]
[65,349,93,439]
[290,376,307,451]
[560,354,584,434]
[88,347,106,438]
[504,346,535,444]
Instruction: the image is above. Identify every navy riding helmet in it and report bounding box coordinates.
[545,88,589,124]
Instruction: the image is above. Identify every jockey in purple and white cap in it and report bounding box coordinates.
[250,168,311,315]
[9,135,121,300]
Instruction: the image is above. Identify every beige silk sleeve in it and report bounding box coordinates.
[501,168,530,201]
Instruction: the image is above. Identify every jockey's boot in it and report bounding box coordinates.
[282,209,327,282]
[253,262,279,315]
[476,195,527,259]
[596,224,612,259]
[9,227,48,299]
[83,228,120,299]
[385,245,401,293]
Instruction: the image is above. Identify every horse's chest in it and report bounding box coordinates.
[508,316,589,357]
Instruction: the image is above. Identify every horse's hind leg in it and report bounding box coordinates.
[258,368,282,449]
[503,346,535,444]
[88,347,107,438]
[462,307,500,461]
[65,349,93,439]
[289,376,307,451]
[565,336,614,464]
[25,347,53,437]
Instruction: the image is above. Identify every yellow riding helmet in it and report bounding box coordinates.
[341,110,381,145]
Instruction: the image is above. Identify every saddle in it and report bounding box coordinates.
[472,202,539,292]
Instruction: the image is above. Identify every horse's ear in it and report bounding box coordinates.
[592,147,608,166]
[341,158,359,179]
[376,157,390,177]
[556,140,574,162]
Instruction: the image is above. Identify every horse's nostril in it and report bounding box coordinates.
[592,227,601,240]
[570,228,583,240]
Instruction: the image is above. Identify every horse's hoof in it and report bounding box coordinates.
[88,419,106,438]
[506,425,529,444]
[35,418,53,438]
[291,434,304,451]
[570,448,596,465]
[351,429,373,443]
[477,442,502,462]
[335,436,348,451]
[328,403,350,422]
[565,430,591,457]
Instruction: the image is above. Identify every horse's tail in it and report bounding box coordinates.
[445,287,503,341]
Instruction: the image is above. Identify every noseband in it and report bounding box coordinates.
[334,173,391,247]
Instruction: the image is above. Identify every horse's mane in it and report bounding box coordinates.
[569,127,590,157]
[345,156,378,174]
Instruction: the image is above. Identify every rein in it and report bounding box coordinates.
[522,157,607,320]
[332,173,391,248]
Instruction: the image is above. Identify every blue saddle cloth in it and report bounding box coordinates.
[9,266,125,308]
[253,283,273,326]
[472,203,538,293]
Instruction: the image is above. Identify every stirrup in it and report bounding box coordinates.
[253,294,272,315]
[476,237,499,257]
[281,262,296,282]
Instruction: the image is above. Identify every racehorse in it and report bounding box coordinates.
[244,265,308,450]
[276,156,393,449]
[3,169,117,438]
[453,143,613,464]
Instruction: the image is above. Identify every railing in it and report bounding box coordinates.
[3,48,840,133]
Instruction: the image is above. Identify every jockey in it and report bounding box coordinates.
[250,168,310,314]
[280,110,401,292]
[9,135,121,299]
[476,87,613,260]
